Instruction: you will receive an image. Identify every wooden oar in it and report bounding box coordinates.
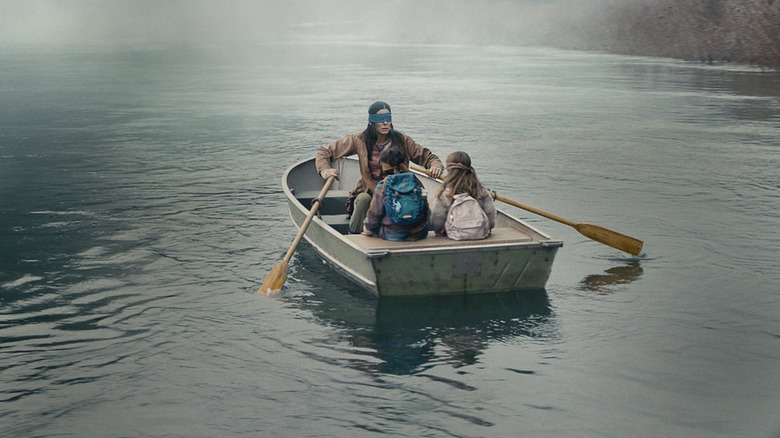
[491,193,643,256]
[258,176,336,295]
[410,163,643,256]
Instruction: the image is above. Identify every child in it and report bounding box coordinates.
[363,147,429,241]
[429,151,496,240]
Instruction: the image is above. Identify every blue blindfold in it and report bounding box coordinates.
[368,113,392,123]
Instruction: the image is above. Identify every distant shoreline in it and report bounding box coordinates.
[543,0,780,70]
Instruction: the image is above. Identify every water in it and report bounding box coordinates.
[1,42,778,437]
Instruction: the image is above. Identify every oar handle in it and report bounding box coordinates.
[410,163,434,177]
[492,193,576,227]
[411,164,571,223]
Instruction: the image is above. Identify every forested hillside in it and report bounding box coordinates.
[546,0,779,68]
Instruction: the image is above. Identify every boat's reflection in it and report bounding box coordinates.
[288,245,556,375]
[368,291,553,374]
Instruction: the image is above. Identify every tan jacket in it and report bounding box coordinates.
[315,131,443,197]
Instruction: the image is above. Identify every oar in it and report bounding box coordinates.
[491,193,643,255]
[258,176,336,294]
[410,163,643,256]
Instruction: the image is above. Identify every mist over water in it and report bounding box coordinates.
[0,0,602,48]
[3,0,777,67]
[2,4,779,437]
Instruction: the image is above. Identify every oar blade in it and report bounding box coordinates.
[258,261,288,295]
[574,223,644,256]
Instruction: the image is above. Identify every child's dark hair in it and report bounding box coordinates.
[379,147,407,168]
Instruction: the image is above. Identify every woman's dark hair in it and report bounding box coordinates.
[362,124,404,156]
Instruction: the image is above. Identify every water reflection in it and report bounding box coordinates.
[578,260,644,293]
[288,246,554,375]
[366,291,552,374]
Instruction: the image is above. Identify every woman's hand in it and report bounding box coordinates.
[320,168,340,180]
[428,167,443,179]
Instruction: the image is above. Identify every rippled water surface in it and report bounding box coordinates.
[1,43,778,437]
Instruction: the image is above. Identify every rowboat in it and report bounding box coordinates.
[283,156,562,296]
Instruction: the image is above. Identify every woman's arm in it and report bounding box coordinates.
[315,132,360,174]
[401,134,444,175]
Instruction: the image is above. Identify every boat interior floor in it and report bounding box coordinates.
[299,194,532,250]
[345,227,533,250]
[298,192,537,250]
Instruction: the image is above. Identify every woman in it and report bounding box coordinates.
[315,101,444,234]
[429,151,496,240]
[363,147,429,242]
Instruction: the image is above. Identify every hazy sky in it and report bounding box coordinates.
[0,0,591,47]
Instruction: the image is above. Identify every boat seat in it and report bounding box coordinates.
[295,190,352,200]
[344,227,533,250]
[319,214,351,234]
[295,191,352,216]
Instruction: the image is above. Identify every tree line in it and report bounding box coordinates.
[546,0,780,68]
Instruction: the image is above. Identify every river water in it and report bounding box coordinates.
[1,42,778,437]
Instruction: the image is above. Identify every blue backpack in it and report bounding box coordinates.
[382,173,427,226]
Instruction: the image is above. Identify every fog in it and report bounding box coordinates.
[4,0,775,66]
[0,0,590,47]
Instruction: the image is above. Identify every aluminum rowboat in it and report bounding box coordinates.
[283,156,562,296]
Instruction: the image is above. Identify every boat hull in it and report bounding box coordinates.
[283,157,561,296]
